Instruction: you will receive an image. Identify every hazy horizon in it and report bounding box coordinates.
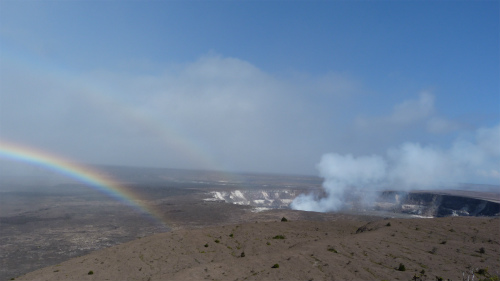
[1,2,499,185]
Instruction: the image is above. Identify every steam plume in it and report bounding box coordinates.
[291,124,500,212]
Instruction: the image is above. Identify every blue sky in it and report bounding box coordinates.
[0,1,499,184]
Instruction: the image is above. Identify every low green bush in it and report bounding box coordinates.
[327,248,338,253]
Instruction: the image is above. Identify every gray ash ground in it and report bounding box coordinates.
[1,166,498,280]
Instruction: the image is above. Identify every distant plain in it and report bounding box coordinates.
[1,166,499,281]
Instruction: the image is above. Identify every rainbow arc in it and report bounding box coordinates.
[0,140,168,229]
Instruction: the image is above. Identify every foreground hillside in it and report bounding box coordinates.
[15,214,499,281]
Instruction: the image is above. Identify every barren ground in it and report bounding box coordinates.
[14,211,500,281]
[2,167,499,281]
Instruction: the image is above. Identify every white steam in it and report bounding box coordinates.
[291,124,500,212]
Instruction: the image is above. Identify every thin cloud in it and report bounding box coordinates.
[0,55,359,174]
[1,54,492,176]
[353,92,463,150]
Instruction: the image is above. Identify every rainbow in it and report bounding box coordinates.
[0,140,168,229]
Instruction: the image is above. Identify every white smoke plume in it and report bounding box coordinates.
[291,124,500,212]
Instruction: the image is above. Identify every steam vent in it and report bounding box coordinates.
[205,189,500,218]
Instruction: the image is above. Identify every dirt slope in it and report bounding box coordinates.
[14,214,499,281]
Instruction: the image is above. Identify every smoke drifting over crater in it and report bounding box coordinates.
[291,124,500,212]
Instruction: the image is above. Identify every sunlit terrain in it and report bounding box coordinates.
[1,166,499,280]
[1,1,499,280]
